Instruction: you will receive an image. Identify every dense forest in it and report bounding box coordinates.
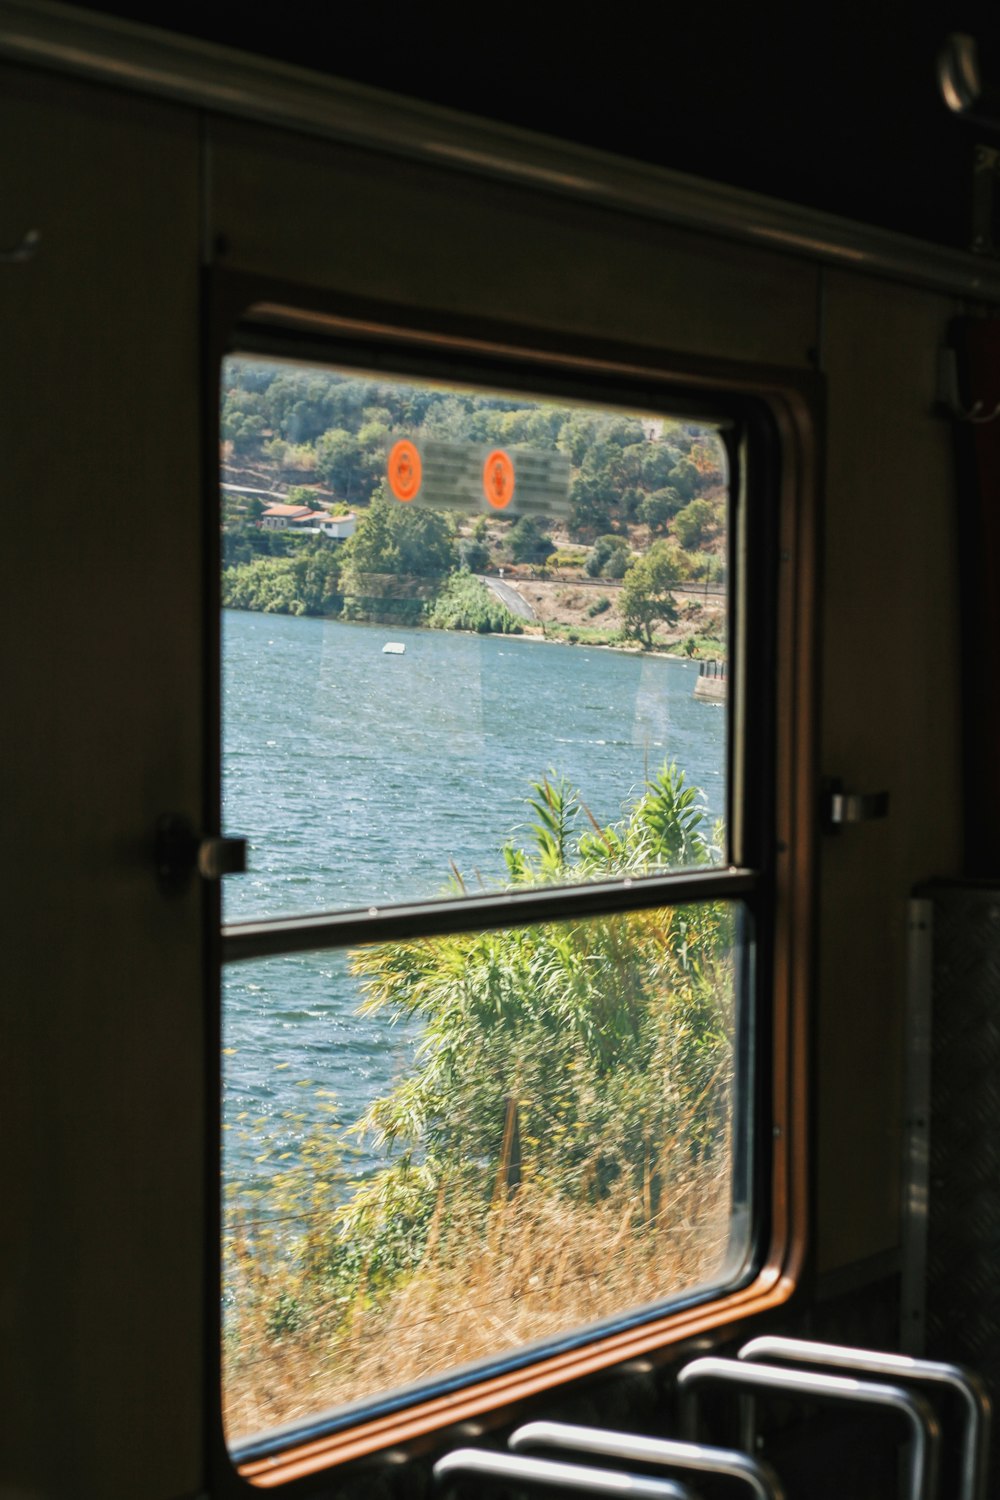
[221,361,728,653]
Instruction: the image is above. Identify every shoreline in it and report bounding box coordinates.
[222,605,723,665]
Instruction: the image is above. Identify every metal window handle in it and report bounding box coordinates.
[510,1420,783,1500]
[434,1448,698,1499]
[677,1357,940,1500]
[821,777,890,830]
[197,836,248,878]
[737,1336,991,1500]
[156,815,247,890]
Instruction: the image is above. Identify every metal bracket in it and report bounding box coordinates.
[155,815,247,892]
[821,777,889,833]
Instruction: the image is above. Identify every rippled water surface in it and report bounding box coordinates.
[222,610,726,1178]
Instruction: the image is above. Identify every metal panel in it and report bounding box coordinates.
[909,880,1000,1491]
[207,118,821,372]
[0,62,206,1500]
[816,271,962,1275]
[3,0,1000,301]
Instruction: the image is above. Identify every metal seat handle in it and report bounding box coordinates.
[510,1419,784,1500]
[434,1448,698,1499]
[677,1356,940,1500]
[738,1335,991,1500]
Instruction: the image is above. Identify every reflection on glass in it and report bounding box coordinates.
[222,901,746,1445]
[221,359,730,921]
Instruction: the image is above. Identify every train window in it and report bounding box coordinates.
[218,346,776,1471]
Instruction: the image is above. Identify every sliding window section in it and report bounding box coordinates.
[218,350,767,1459]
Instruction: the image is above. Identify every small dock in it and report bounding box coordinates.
[693,659,727,701]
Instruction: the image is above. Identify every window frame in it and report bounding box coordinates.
[207,276,819,1492]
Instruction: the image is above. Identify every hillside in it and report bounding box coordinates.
[220,359,729,656]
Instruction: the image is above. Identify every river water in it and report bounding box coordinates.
[221,609,726,1183]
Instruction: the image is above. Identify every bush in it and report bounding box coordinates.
[459,538,491,572]
[688,549,727,585]
[425,570,524,634]
[222,523,297,568]
[585,534,631,578]
[222,548,342,616]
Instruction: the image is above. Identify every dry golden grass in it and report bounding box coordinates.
[222,1162,732,1444]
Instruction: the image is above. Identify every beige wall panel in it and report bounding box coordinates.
[208,120,819,369]
[0,68,205,1498]
[816,270,961,1273]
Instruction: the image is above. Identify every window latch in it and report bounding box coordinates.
[821,777,890,833]
[156,815,247,891]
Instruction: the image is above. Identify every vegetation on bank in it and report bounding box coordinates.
[425,570,524,634]
[221,547,342,617]
[221,360,728,653]
[223,765,734,1438]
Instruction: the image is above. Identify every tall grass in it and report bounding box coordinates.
[223,1151,732,1440]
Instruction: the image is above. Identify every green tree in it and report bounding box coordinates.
[667,457,701,502]
[641,442,681,491]
[315,428,382,503]
[340,491,457,583]
[508,515,554,563]
[600,416,647,451]
[620,540,689,646]
[557,409,601,466]
[420,394,474,441]
[569,471,616,538]
[638,487,682,533]
[673,498,717,550]
[221,388,268,459]
[222,520,300,567]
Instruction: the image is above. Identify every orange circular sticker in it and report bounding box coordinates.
[483,449,515,510]
[387,439,422,502]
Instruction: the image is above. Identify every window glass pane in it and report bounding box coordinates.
[221,358,730,922]
[222,900,749,1446]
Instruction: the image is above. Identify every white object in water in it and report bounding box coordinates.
[382,641,406,655]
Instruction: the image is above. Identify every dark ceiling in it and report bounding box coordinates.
[64,1,1000,250]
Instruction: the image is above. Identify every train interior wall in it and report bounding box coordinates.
[0,12,986,1499]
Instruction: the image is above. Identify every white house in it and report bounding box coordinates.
[317,512,357,540]
[260,505,357,538]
